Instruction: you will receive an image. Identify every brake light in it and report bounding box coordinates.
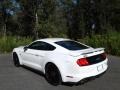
[77,58,89,66]
[101,53,106,60]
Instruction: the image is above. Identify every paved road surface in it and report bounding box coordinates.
[0,54,120,90]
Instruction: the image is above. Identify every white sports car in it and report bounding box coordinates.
[13,38,108,85]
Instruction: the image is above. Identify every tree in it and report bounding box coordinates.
[16,0,39,37]
[16,0,56,38]
[1,0,119,39]
[0,0,13,37]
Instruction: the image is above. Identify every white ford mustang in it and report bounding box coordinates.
[13,38,108,85]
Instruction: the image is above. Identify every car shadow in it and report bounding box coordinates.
[22,65,45,77]
[62,77,96,87]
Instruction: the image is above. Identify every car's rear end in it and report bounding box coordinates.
[62,48,108,83]
[54,40,108,83]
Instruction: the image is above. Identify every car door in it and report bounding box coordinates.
[21,41,56,71]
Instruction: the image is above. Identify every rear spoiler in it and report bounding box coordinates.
[81,48,105,55]
[69,48,105,57]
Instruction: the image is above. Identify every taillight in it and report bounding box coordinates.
[77,58,89,66]
[101,53,106,60]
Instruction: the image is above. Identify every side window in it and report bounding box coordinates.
[28,41,56,51]
[44,43,56,50]
[28,42,41,50]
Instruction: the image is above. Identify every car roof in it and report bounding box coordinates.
[36,38,70,43]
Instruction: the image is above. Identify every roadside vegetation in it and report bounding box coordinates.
[0,36,32,53]
[80,31,120,56]
[0,31,120,56]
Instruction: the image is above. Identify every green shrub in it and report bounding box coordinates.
[79,31,120,56]
[0,36,32,53]
[0,31,120,56]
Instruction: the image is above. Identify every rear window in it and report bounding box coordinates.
[55,40,89,50]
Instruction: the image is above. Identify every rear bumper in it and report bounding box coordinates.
[76,69,107,84]
[64,69,107,85]
[62,59,108,83]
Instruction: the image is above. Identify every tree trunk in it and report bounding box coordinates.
[34,12,39,39]
[3,21,7,40]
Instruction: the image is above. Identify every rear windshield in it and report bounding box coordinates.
[55,40,89,50]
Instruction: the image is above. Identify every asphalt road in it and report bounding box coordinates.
[0,54,120,90]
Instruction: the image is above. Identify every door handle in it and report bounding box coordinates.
[34,54,44,57]
[35,54,39,56]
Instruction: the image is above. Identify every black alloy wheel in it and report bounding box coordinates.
[45,63,62,86]
[13,53,20,67]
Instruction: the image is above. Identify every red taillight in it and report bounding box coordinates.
[77,58,89,66]
[101,53,106,60]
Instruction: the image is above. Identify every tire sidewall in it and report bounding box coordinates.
[13,53,20,67]
[45,63,62,86]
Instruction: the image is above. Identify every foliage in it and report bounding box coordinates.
[0,0,16,36]
[0,36,32,53]
[0,0,119,39]
[80,31,120,56]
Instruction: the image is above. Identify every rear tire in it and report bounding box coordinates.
[13,53,20,67]
[45,63,62,86]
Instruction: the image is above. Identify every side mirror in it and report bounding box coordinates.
[24,46,28,52]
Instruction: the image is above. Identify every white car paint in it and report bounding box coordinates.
[13,38,108,83]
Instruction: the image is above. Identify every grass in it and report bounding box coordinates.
[79,31,120,56]
[0,36,32,53]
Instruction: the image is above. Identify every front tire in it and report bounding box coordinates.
[45,63,62,86]
[13,53,20,67]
